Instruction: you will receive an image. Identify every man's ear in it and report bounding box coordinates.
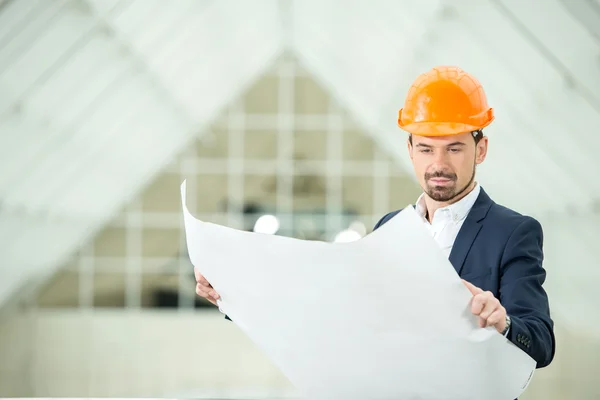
[475,136,488,164]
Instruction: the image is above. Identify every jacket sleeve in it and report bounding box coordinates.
[500,216,556,368]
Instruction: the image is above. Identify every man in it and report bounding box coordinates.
[195,65,555,370]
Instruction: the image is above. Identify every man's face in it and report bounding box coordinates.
[408,132,488,202]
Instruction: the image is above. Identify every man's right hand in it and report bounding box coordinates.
[194,266,220,306]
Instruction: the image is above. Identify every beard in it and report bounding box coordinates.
[424,164,476,202]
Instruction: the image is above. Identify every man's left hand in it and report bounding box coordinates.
[462,279,507,333]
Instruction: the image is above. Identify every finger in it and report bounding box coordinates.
[485,309,505,328]
[196,272,212,288]
[195,283,211,298]
[478,293,499,320]
[471,293,487,315]
[198,284,220,301]
[205,297,217,306]
[196,284,217,305]
[462,279,483,296]
[200,278,212,288]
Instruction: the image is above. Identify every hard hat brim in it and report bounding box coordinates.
[397,107,494,136]
[397,121,492,136]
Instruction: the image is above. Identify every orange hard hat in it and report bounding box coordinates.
[397,66,494,136]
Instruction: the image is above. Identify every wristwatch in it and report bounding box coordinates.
[501,315,511,336]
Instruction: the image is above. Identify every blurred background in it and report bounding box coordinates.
[0,0,599,398]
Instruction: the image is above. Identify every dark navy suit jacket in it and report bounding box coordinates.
[374,186,556,369]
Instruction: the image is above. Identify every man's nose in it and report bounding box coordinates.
[432,150,450,167]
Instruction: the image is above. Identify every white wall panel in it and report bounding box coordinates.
[0,0,284,308]
[497,0,600,100]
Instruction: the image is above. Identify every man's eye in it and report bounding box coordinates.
[420,148,431,153]
[449,148,461,153]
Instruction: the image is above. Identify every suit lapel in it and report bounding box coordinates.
[448,188,493,275]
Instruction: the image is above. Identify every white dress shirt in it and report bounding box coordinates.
[415,183,481,258]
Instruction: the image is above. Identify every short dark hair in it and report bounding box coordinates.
[408,130,484,145]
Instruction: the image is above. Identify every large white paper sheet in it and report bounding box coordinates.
[181,181,536,400]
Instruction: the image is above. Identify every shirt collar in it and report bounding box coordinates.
[415,183,481,222]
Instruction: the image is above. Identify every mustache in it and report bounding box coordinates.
[425,171,457,181]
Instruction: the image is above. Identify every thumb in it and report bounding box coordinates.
[462,279,483,296]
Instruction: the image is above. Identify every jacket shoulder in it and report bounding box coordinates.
[487,202,543,236]
[373,209,403,231]
[489,201,540,222]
